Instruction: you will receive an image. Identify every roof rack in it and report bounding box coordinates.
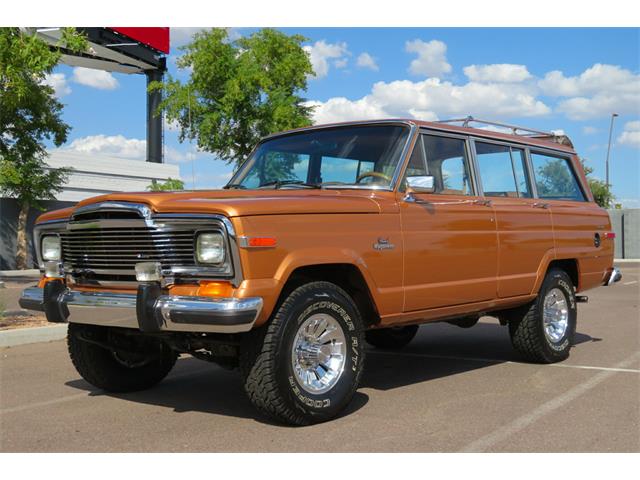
[436,116,553,137]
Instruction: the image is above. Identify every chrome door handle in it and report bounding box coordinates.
[533,202,549,209]
[474,199,492,207]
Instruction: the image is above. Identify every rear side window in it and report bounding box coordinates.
[531,153,585,201]
[475,142,532,198]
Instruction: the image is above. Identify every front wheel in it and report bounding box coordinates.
[240,281,365,425]
[508,269,577,363]
[67,324,178,392]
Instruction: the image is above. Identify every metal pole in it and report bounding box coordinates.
[146,69,164,163]
[605,113,618,186]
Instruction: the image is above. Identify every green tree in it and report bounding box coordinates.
[582,160,614,208]
[147,177,185,191]
[151,28,314,170]
[0,28,87,269]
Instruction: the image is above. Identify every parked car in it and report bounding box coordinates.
[20,118,622,425]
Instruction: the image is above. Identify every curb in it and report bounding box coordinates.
[0,324,68,348]
[0,269,40,282]
[614,259,640,264]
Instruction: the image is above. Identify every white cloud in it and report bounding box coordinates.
[405,39,451,78]
[307,77,550,125]
[305,97,388,124]
[63,135,145,159]
[72,67,119,90]
[303,40,349,79]
[582,126,599,135]
[538,64,640,120]
[617,120,640,148]
[60,134,204,165]
[334,58,348,69]
[42,73,71,97]
[463,64,532,83]
[356,52,379,71]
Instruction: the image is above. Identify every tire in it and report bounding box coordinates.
[365,325,419,349]
[508,268,577,363]
[67,323,178,393]
[240,281,365,426]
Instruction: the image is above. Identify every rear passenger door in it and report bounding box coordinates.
[399,133,498,312]
[472,139,554,298]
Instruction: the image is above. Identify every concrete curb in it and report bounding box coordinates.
[0,324,68,348]
[614,259,640,264]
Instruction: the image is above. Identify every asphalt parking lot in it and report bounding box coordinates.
[1,264,638,452]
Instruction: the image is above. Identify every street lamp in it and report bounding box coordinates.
[605,113,619,187]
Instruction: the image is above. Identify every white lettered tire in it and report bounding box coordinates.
[240,281,365,425]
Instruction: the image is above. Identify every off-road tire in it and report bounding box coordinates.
[240,281,365,426]
[68,323,178,392]
[508,268,577,363]
[365,325,419,349]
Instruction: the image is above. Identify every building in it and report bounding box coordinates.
[0,153,179,269]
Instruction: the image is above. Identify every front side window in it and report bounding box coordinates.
[422,135,473,196]
[475,142,532,198]
[531,152,585,201]
[229,125,410,189]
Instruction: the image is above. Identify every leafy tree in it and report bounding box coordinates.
[582,160,614,208]
[151,28,314,170]
[147,177,185,191]
[0,27,87,269]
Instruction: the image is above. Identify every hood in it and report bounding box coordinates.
[63,189,385,219]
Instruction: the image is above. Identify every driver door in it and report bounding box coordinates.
[400,133,498,312]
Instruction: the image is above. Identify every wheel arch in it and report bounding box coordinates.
[533,257,580,293]
[273,262,381,329]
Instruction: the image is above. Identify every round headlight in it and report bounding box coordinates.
[42,235,61,261]
[196,232,225,264]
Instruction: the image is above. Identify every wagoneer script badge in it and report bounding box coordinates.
[373,237,395,251]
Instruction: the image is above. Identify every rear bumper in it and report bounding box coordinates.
[604,267,622,286]
[19,285,262,334]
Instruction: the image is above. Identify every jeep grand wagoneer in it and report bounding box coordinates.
[20,117,621,425]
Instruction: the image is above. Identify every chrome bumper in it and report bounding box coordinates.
[19,286,262,334]
[605,267,623,286]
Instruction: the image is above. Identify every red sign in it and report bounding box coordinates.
[109,27,170,54]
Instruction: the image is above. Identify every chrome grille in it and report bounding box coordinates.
[61,227,197,278]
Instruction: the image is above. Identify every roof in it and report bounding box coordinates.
[265,118,576,154]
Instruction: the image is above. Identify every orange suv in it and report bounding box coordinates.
[20,118,622,425]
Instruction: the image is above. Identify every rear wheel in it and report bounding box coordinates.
[240,281,365,425]
[508,268,577,363]
[67,324,178,392]
[365,325,419,349]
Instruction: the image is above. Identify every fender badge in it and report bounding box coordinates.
[373,237,395,251]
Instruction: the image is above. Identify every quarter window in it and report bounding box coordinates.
[531,153,585,201]
[475,142,532,198]
[422,135,473,196]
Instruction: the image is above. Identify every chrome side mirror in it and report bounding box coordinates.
[406,175,435,194]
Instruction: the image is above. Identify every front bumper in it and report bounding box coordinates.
[19,284,263,334]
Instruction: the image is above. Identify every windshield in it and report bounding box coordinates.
[228,124,411,189]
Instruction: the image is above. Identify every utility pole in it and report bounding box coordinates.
[605,113,619,187]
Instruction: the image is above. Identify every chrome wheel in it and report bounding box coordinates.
[291,313,347,394]
[543,288,569,343]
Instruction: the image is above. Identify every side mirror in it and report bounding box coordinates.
[406,175,435,194]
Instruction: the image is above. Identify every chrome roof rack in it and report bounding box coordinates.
[436,116,553,137]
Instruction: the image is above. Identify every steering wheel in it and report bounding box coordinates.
[356,171,392,184]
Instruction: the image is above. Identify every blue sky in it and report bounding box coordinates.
[46,28,639,206]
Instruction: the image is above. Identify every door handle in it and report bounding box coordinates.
[474,199,492,207]
[532,202,549,209]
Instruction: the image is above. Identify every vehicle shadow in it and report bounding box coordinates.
[65,320,600,424]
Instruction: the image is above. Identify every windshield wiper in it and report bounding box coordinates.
[223,183,247,189]
[258,180,322,189]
